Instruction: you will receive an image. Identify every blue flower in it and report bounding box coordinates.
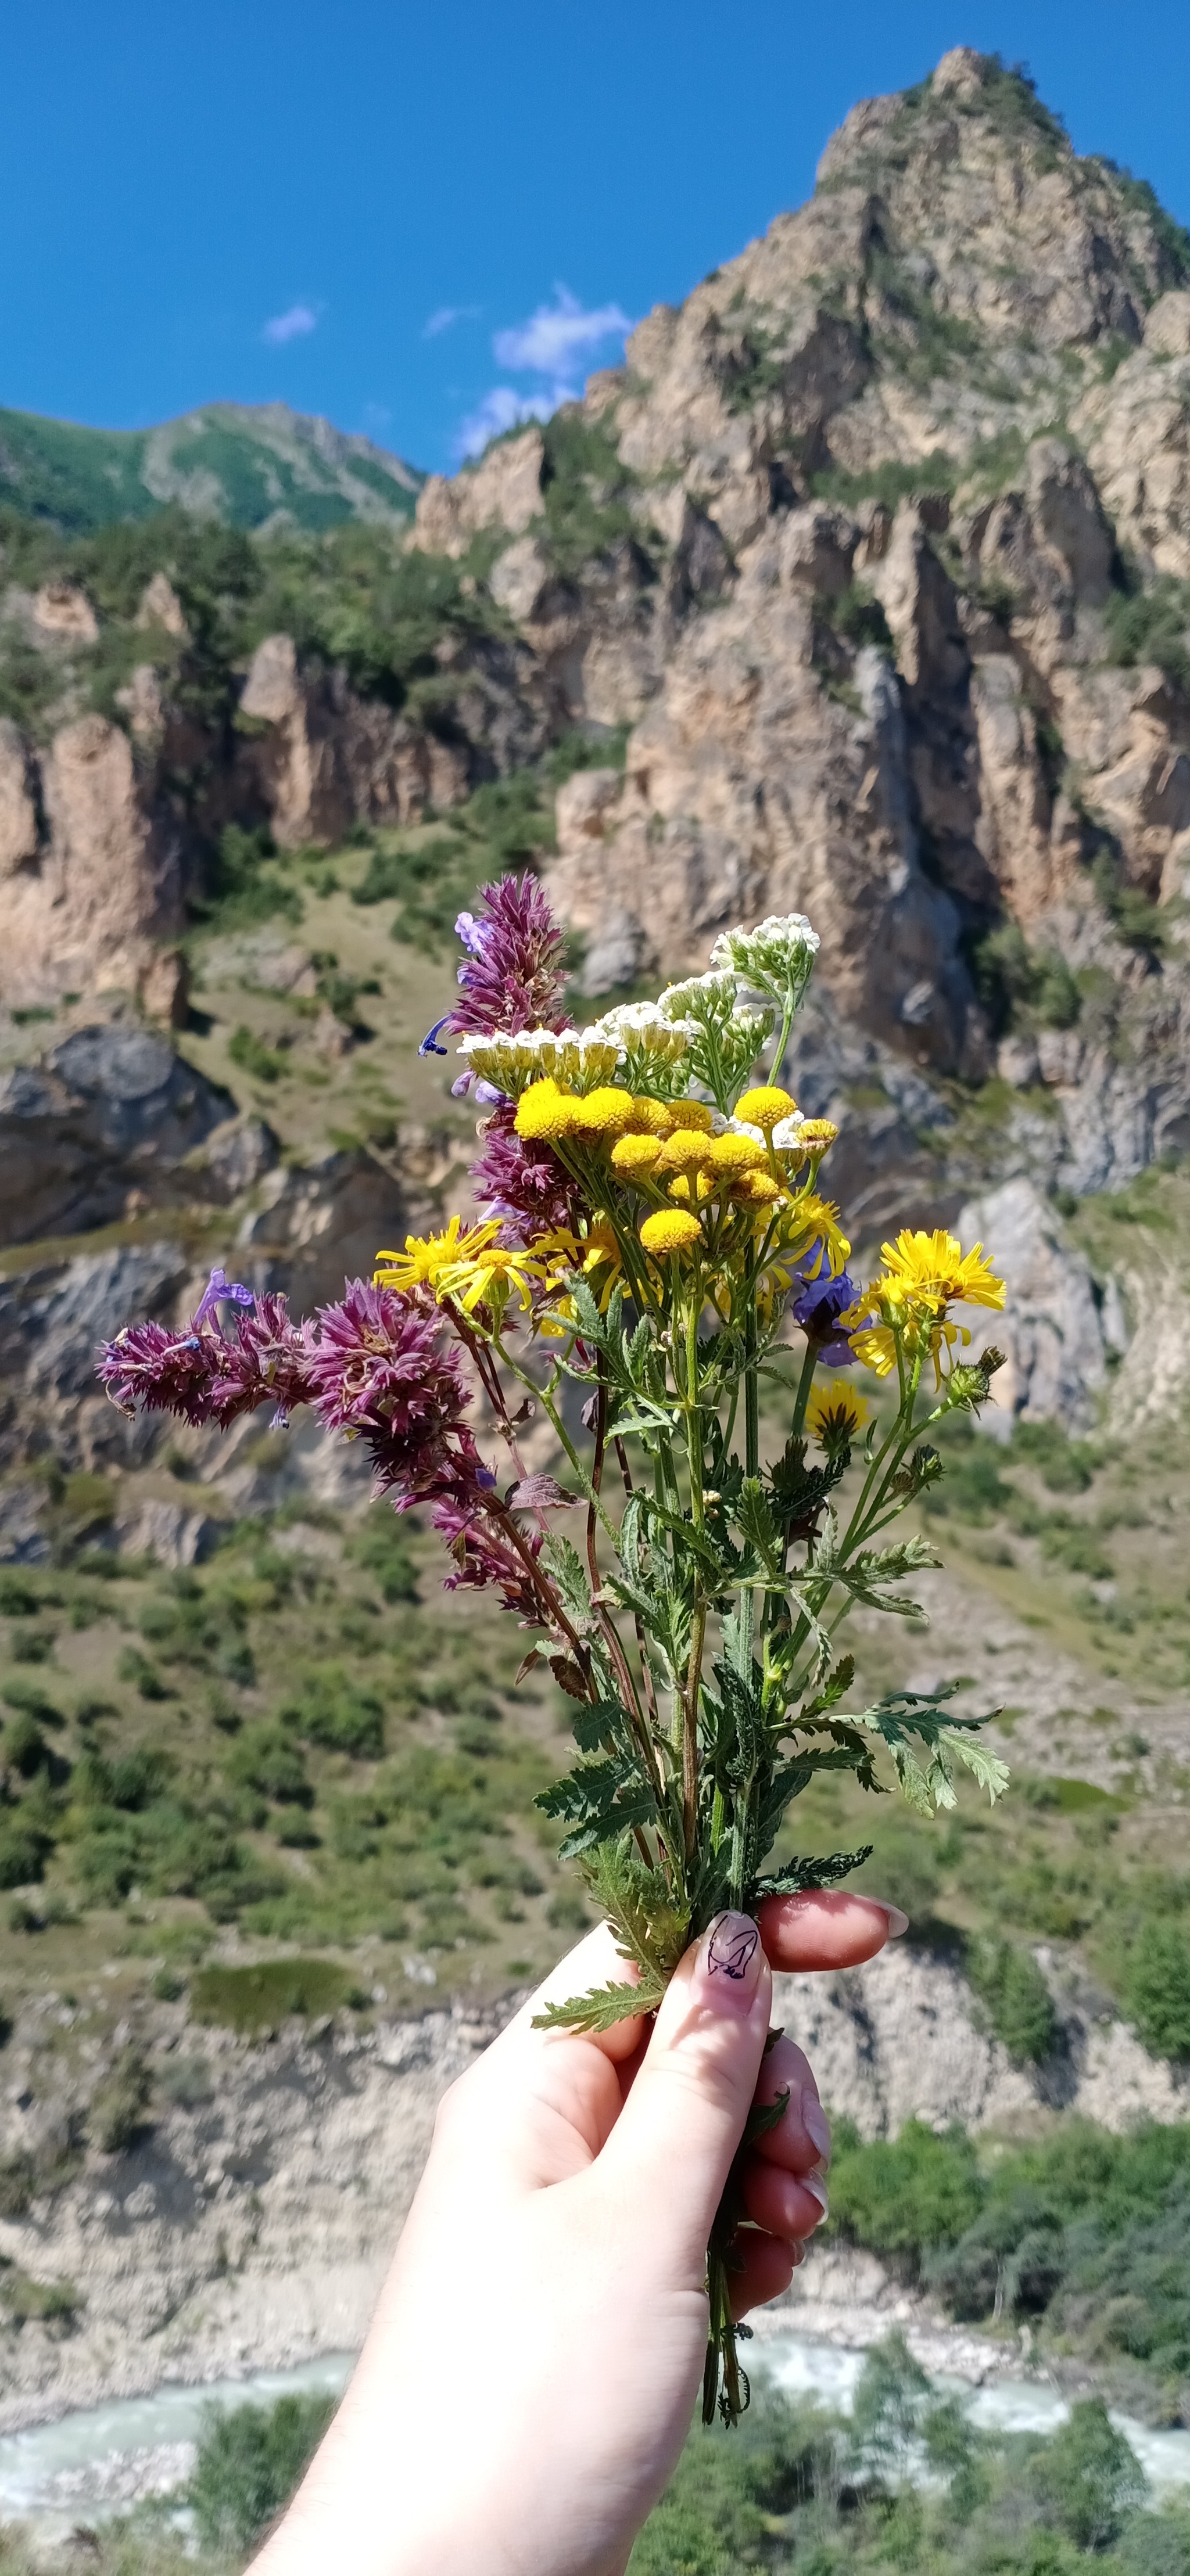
[788,1267,857,1366]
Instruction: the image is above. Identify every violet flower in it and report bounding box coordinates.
[788,1267,859,1367]
[193,1268,255,1330]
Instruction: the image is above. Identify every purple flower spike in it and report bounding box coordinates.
[469,1102,578,1246]
[193,1267,255,1331]
[307,1280,482,1507]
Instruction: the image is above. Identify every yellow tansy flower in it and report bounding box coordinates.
[655,1129,711,1174]
[610,1133,663,1177]
[704,1131,766,1176]
[640,1208,702,1259]
[734,1084,797,1129]
[664,1100,715,1133]
[514,1079,582,1141]
[732,1169,783,1206]
[625,1097,675,1137]
[798,1119,839,1149]
[569,1086,636,1139]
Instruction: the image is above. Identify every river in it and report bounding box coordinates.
[2,2336,1188,2544]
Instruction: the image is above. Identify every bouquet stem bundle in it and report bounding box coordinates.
[99,878,1009,2424]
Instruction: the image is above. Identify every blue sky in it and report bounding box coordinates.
[4,1,1190,476]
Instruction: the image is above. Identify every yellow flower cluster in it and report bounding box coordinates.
[847,1228,1006,1381]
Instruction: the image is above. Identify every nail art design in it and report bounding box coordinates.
[708,1916,759,1980]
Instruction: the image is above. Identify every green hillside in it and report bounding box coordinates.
[0,400,423,535]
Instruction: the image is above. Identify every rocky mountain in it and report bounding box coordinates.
[0,400,422,535]
[6,51,1190,1211]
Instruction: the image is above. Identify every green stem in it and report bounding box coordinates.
[790,1336,819,1440]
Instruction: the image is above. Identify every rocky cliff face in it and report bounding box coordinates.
[399,49,1190,1167]
[9,49,1190,1177]
[0,1941,1181,2427]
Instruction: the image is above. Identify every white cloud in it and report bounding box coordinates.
[424,303,481,339]
[493,285,633,377]
[454,385,559,461]
[453,286,633,462]
[263,303,319,346]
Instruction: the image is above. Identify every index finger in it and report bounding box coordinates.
[758,1889,907,1972]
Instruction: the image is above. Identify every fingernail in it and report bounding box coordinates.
[696,1911,764,2006]
[881,1904,909,1938]
[802,2171,829,2220]
[801,2093,832,2165]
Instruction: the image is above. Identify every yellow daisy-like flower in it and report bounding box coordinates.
[569,1086,636,1140]
[781,1192,852,1278]
[668,1170,716,1205]
[374,1214,478,1293]
[655,1129,712,1174]
[879,1229,1006,1314]
[806,1382,870,1449]
[664,1099,716,1133]
[799,1119,839,1149]
[436,1237,550,1316]
[514,1078,582,1141]
[610,1132,663,1177]
[704,1131,767,1176]
[640,1208,702,1259]
[734,1084,797,1130]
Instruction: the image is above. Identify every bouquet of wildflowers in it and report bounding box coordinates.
[99,876,1009,2421]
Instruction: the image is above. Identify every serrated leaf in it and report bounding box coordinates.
[753,1844,874,1898]
[942,1729,1010,1803]
[532,1973,666,2033]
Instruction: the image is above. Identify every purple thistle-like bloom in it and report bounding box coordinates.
[99,1278,315,1430]
[307,1281,482,1504]
[97,1320,221,1425]
[469,1102,578,1248]
[419,874,570,1059]
[208,1294,317,1428]
[788,1267,859,1367]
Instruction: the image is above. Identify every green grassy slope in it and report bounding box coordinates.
[0,401,421,534]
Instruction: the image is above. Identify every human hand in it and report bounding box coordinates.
[252,1894,905,2576]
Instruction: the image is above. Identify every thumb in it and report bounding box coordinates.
[593,1912,771,2275]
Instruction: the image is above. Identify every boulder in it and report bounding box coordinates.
[0,1026,234,1246]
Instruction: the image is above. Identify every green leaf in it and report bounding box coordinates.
[542,1535,595,1627]
[753,1844,874,1898]
[532,1975,666,2033]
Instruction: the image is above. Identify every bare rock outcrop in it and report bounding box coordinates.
[0,1025,234,1248]
[1,714,186,1013]
[955,1177,1110,1431]
[413,428,546,558]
